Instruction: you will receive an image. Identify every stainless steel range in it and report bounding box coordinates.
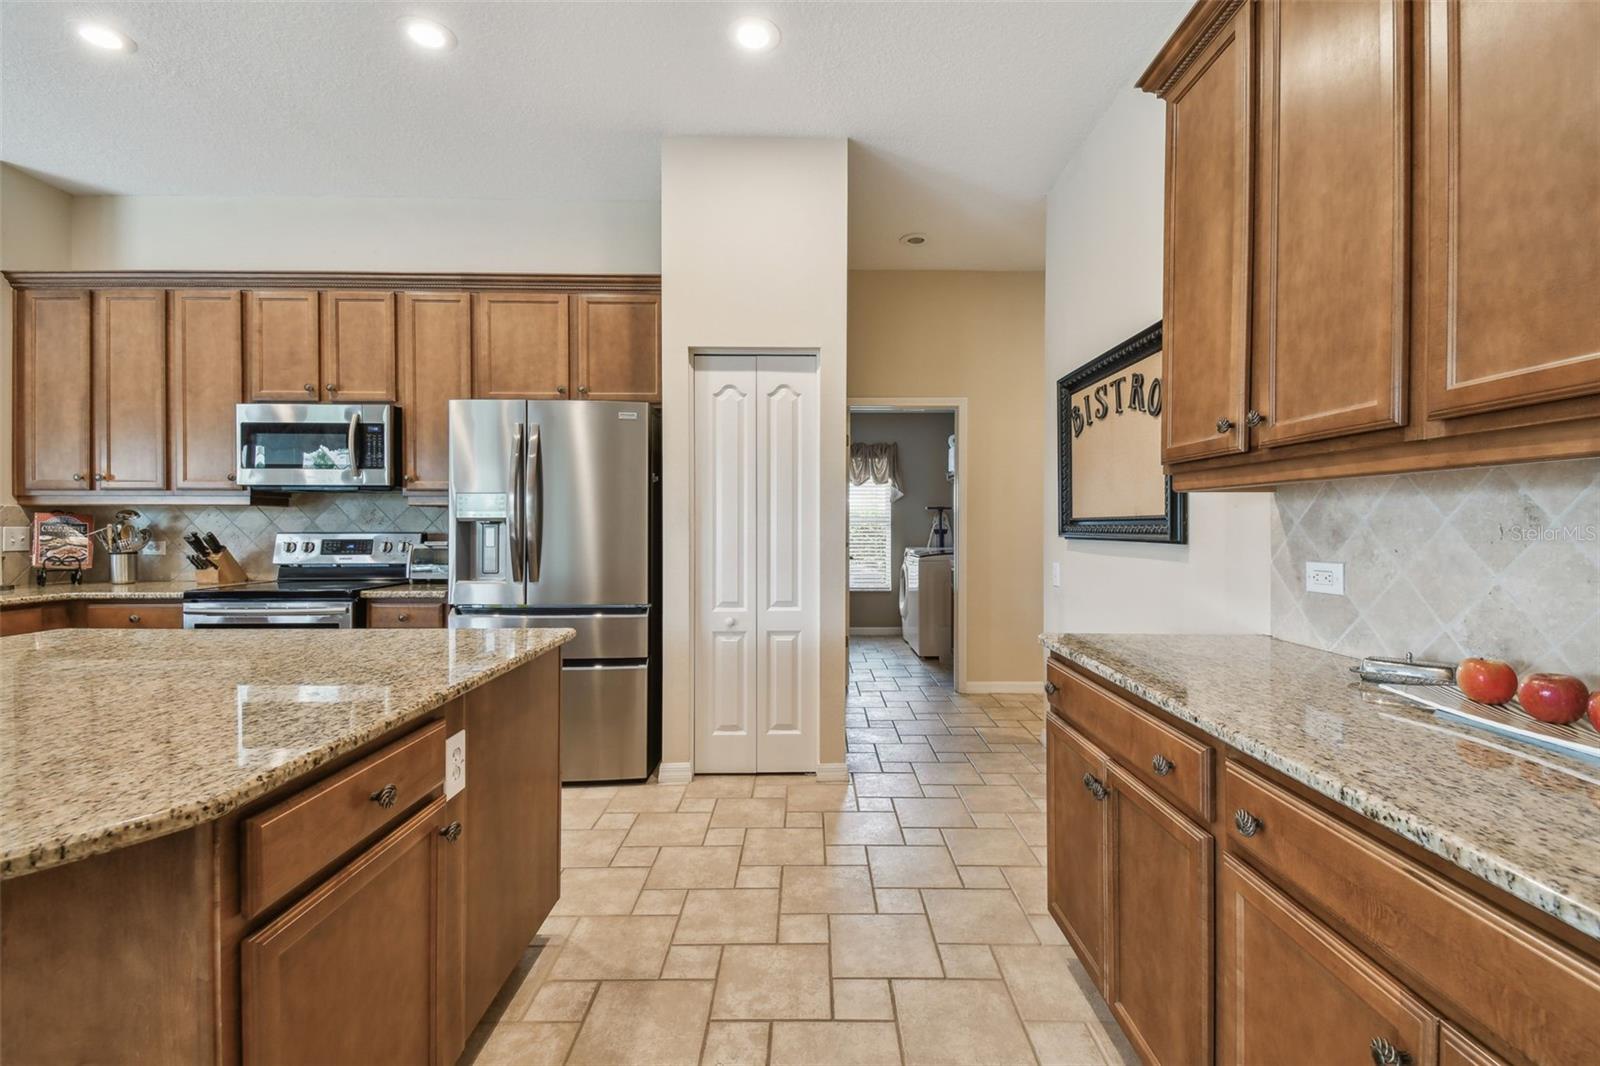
[182,532,423,629]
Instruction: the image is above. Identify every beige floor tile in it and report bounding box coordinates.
[959,865,1010,889]
[875,743,940,763]
[829,915,943,978]
[607,785,687,813]
[738,865,784,888]
[936,943,1000,979]
[832,979,895,1021]
[969,811,1015,829]
[624,811,712,847]
[874,888,923,914]
[1009,811,1047,847]
[675,889,780,944]
[780,865,876,913]
[475,1021,580,1065]
[612,846,660,867]
[994,946,1101,1021]
[521,981,597,1022]
[770,1022,903,1065]
[965,753,1039,775]
[956,785,1036,813]
[563,797,613,831]
[918,785,959,799]
[649,845,743,889]
[857,797,896,812]
[538,914,578,938]
[866,846,962,889]
[686,774,757,798]
[1028,1022,1109,1065]
[635,889,688,915]
[711,797,789,828]
[701,1021,770,1066]
[1031,914,1070,945]
[909,762,985,786]
[892,980,1035,1066]
[567,979,714,1066]
[705,827,748,847]
[1003,866,1047,915]
[923,734,991,753]
[778,913,830,943]
[826,844,868,865]
[851,773,925,797]
[549,916,677,980]
[900,828,945,846]
[824,812,905,845]
[742,828,825,866]
[785,783,856,811]
[785,811,823,828]
[561,829,628,868]
[550,866,648,915]
[593,811,639,830]
[712,945,832,1020]
[940,827,1037,867]
[680,797,718,813]
[663,945,723,980]
[923,889,1038,945]
[891,798,975,828]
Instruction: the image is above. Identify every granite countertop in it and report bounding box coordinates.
[361,583,449,601]
[1041,633,1600,941]
[0,580,197,606]
[0,627,574,878]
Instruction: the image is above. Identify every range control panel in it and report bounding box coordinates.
[271,531,424,566]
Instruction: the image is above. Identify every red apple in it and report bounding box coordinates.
[1588,690,1600,733]
[1517,673,1589,725]
[1457,657,1517,704]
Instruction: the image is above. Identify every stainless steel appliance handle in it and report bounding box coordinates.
[528,424,543,583]
[509,424,524,584]
[185,605,352,617]
[346,410,360,473]
[240,443,250,470]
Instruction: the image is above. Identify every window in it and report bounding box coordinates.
[848,480,894,591]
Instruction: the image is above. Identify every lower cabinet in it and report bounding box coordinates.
[242,796,454,1066]
[1046,713,1110,988]
[367,600,449,628]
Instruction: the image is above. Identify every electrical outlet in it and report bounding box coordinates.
[141,539,166,556]
[1051,562,1061,588]
[1305,561,1345,596]
[1,526,29,553]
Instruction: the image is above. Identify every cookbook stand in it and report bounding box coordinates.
[194,550,251,587]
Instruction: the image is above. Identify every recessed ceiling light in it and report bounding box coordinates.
[899,233,928,246]
[75,23,134,52]
[401,17,456,51]
[730,16,780,53]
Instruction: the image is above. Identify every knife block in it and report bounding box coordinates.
[194,550,250,587]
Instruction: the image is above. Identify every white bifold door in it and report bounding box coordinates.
[694,355,819,773]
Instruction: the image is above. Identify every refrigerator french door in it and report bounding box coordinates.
[448,400,656,782]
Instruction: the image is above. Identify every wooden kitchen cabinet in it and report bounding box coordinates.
[1046,713,1111,990]
[81,603,182,629]
[573,293,661,402]
[92,291,169,490]
[472,292,570,400]
[367,601,448,628]
[397,292,472,491]
[16,290,93,493]
[168,290,245,491]
[320,291,397,402]
[245,290,321,402]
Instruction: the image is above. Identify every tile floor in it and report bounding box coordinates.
[461,637,1135,1066]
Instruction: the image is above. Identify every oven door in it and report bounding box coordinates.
[235,403,395,490]
[183,601,355,629]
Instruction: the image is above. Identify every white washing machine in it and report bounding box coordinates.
[900,547,953,659]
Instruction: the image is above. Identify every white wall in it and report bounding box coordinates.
[1043,90,1271,636]
[68,195,661,273]
[661,137,850,772]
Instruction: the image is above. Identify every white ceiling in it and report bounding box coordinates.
[1,1,1186,270]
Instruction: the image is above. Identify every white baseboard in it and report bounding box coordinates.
[656,762,693,785]
[961,681,1044,695]
[848,627,903,637]
[814,762,849,783]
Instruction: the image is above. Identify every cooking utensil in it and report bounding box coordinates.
[1350,653,1456,686]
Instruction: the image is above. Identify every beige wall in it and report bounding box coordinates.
[1042,89,1271,637]
[661,137,850,773]
[848,270,1046,686]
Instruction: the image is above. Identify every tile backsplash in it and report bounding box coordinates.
[1270,458,1600,685]
[0,493,447,587]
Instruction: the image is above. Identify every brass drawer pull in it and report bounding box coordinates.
[1081,772,1108,802]
[370,783,399,808]
[1369,1037,1410,1066]
[1151,754,1174,776]
[439,821,463,843]
[1234,809,1264,837]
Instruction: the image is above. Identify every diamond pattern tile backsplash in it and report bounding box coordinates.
[0,493,447,587]
[1271,458,1600,686]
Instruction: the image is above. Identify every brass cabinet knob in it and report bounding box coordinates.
[127,614,141,624]
[370,783,399,808]
[73,473,86,481]
[397,613,410,622]
[1151,754,1174,777]
[578,385,589,395]
[439,821,463,843]
[1234,809,1264,837]
[304,383,315,394]
[556,385,568,395]
[92,473,105,482]
[1216,417,1234,434]
[326,384,339,396]
[1245,409,1266,427]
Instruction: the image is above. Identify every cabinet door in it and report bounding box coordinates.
[245,291,321,402]
[1252,0,1408,448]
[321,291,397,402]
[17,291,93,492]
[1107,763,1213,1066]
[169,290,244,490]
[1440,1023,1506,1066]
[1423,0,1600,418]
[92,291,167,490]
[471,292,569,400]
[397,292,472,491]
[1161,0,1253,463]
[1218,856,1437,1066]
[573,293,660,401]
[242,796,454,1066]
[1046,714,1112,991]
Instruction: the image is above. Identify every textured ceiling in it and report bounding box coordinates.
[1,1,1186,269]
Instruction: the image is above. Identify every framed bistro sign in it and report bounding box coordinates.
[1057,321,1186,543]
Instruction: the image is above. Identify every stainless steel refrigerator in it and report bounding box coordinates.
[447,399,658,782]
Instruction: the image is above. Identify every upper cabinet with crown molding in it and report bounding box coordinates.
[1141,0,1599,492]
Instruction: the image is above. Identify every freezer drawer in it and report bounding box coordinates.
[449,609,648,659]
[561,661,649,782]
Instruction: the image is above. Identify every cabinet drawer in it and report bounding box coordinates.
[0,604,71,636]
[366,601,447,629]
[83,602,182,629]
[1054,666,1212,821]
[1223,761,1600,1066]
[242,720,446,918]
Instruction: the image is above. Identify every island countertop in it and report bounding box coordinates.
[1041,633,1600,941]
[0,626,574,878]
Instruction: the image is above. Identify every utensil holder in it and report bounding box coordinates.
[109,553,139,585]
[194,550,250,586]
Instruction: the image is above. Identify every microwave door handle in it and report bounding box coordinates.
[346,410,360,478]
[527,424,542,583]
[508,424,523,585]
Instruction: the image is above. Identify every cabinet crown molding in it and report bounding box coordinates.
[1137,0,1248,97]
[2,271,662,293]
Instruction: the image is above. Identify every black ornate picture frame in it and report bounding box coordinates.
[1057,321,1186,543]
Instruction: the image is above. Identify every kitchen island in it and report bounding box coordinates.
[0,626,573,1065]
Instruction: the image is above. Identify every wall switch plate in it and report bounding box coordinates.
[1305,561,1345,596]
[141,539,166,556]
[1,526,29,553]
[1051,562,1061,588]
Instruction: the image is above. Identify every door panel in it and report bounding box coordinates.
[472,293,569,400]
[446,400,526,607]
[561,661,649,782]
[1253,0,1407,446]
[93,290,167,490]
[18,291,93,493]
[321,291,396,402]
[1162,1,1253,463]
[1423,0,1600,417]
[169,290,244,491]
[245,291,321,402]
[1046,714,1111,991]
[573,293,661,401]
[397,292,472,491]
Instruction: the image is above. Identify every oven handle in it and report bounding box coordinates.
[184,606,352,617]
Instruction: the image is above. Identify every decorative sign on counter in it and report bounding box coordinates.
[30,512,93,580]
[1056,321,1185,542]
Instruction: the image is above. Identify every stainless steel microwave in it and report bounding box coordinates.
[235,403,397,490]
